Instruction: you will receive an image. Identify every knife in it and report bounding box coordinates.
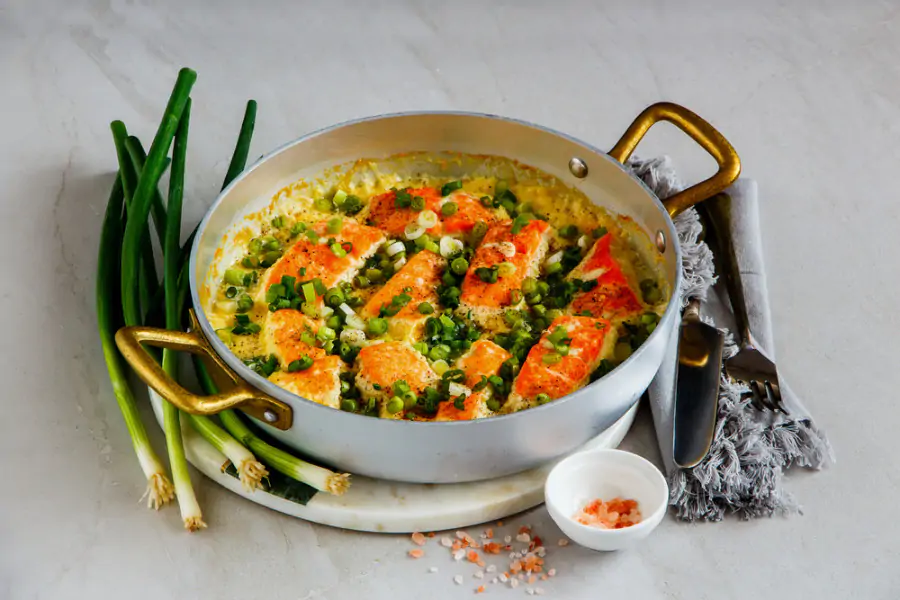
[672,297,724,469]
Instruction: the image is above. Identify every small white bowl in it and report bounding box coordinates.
[545,449,668,551]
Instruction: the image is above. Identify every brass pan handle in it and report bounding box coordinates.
[115,310,293,430]
[608,102,741,217]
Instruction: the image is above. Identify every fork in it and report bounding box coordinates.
[698,194,788,414]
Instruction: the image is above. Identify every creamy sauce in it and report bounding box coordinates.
[204,152,668,420]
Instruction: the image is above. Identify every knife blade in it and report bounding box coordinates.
[672,297,724,469]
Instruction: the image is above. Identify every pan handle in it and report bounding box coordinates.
[115,309,293,430]
[608,102,741,217]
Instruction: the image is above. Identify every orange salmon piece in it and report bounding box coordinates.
[358,250,446,340]
[366,187,443,237]
[263,309,343,408]
[354,341,439,419]
[263,309,326,365]
[568,234,643,320]
[440,192,499,235]
[504,315,617,413]
[459,219,552,322]
[262,220,385,293]
[435,340,511,421]
[269,355,344,409]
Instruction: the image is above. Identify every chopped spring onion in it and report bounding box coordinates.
[498,262,516,277]
[545,262,563,276]
[326,217,343,234]
[316,326,336,342]
[498,241,516,258]
[314,197,333,212]
[394,256,407,269]
[365,268,383,282]
[288,355,314,372]
[319,306,334,318]
[475,266,499,283]
[542,352,562,364]
[324,287,344,307]
[330,242,347,258]
[536,393,551,405]
[577,235,590,249]
[448,382,469,397]
[332,190,348,206]
[386,240,406,256]
[340,328,367,345]
[404,222,426,240]
[441,180,463,196]
[339,302,356,316]
[345,313,367,331]
[224,268,248,286]
[236,294,253,313]
[431,359,450,375]
[546,251,563,265]
[411,195,426,211]
[592,226,608,239]
[439,236,464,258]
[418,302,434,314]
[441,201,458,216]
[418,209,439,229]
[301,282,316,304]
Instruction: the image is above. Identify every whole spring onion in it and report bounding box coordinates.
[161,98,205,532]
[96,175,174,510]
[120,67,196,328]
[193,360,350,495]
[184,412,268,492]
[123,135,168,245]
[222,100,257,190]
[111,122,160,319]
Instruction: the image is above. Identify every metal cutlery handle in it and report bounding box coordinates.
[699,193,753,346]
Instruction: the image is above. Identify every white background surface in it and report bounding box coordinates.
[2,1,898,598]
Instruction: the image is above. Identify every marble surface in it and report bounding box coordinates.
[2,1,898,598]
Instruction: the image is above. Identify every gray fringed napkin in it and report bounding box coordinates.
[628,157,834,521]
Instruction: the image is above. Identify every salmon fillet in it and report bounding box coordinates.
[354,341,439,419]
[435,340,511,421]
[439,191,499,235]
[567,234,643,321]
[503,315,617,413]
[366,187,499,238]
[358,250,446,341]
[262,220,385,294]
[459,219,552,325]
[263,309,344,408]
[365,187,443,237]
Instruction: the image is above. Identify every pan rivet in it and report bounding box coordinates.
[655,230,667,253]
[263,410,278,423]
[568,158,588,178]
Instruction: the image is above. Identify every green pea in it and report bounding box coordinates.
[418,302,435,315]
[535,393,551,405]
[531,304,546,317]
[367,317,388,336]
[471,221,489,242]
[545,262,563,276]
[326,315,343,330]
[441,202,458,217]
[326,217,343,234]
[366,268,383,282]
[340,398,359,412]
[386,396,404,414]
[411,195,425,211]
[450,257,469,275]
[546,308,564,321]
[486,397,501,412]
